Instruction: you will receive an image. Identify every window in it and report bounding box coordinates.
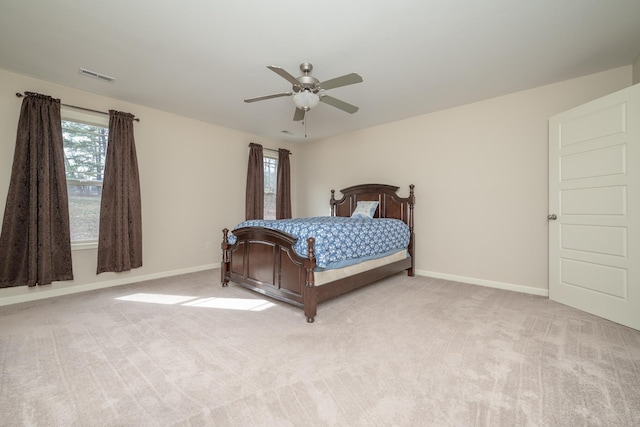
[61,111,108,243]
[263,155,278,220]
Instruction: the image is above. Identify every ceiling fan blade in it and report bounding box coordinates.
[267,66,301,87]
[244,92,292,103]
[318,73,363,90]
[320,95,359,114]
[293,108,305,121]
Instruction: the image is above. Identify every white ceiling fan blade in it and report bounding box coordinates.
[320,95,359,114]
[318,73,363,90]
[267,66,301,87]
[244,92,292,103]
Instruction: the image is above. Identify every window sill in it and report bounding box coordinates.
[72,241,98,251]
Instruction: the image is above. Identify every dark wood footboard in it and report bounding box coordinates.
[221,226,320,322]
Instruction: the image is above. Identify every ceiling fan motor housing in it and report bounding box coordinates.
[295,63,320,93]
[294,77,319,93]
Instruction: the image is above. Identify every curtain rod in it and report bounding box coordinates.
[15,92,140,122]
[248,144,292,155]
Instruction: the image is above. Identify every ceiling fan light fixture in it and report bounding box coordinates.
[293,89,320,111]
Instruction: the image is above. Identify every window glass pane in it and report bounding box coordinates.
[264,156,277,220]
[67,183,102,242]
[62,120,108,242]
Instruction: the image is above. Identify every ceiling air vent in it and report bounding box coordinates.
[79,68,115,83]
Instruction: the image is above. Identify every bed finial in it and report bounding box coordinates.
[306,237,316,262]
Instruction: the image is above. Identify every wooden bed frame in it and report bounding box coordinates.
[221,183,415,322]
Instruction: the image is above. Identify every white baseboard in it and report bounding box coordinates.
[1,264,547,307]
[415,269,549,297]
[0,263,220,307]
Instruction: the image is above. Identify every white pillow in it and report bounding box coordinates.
[351,201,379,219]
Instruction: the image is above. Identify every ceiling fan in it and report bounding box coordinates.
[244,62,363,121]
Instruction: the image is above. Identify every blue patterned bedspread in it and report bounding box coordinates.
[228,216,410,270]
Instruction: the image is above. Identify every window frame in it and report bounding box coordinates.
[61,108,109,250]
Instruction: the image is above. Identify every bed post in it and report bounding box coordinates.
[221,228,230,287]
[330,189,336,216]
[408,184,415,276]
[303,237,317,323]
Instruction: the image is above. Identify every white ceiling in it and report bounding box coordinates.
[1,1,639,143]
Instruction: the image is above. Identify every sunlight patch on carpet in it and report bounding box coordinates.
[183,297,276,311]
[115,293,276,311]
[116,293,198,304]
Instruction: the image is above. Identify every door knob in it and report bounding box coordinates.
[547,214,557,220]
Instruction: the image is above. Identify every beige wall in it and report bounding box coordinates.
[0,68,296,305]
[634,54,640,85]
[296,66,632,294]
[0,65,632,305]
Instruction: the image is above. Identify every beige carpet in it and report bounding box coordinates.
[1,270,639,426]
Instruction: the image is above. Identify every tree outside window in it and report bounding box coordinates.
[62,119,108,242]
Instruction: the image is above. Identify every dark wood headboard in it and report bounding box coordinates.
[330,183,415,227]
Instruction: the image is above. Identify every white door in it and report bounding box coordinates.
[549,83,640,331]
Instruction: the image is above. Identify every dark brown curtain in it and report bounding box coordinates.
[96,111,142,274]
[276,148,292,219]
[245,143,264,220]
[0,92,73,287]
